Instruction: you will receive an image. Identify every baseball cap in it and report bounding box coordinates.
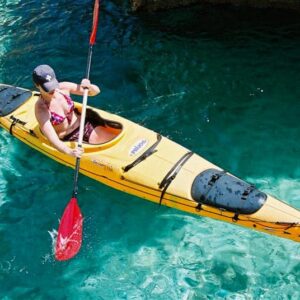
[32,65,59,92]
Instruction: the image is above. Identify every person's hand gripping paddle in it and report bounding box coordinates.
[55,0,100,261]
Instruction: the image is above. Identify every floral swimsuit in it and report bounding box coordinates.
[49,93,74,126]
[48,93,94,143]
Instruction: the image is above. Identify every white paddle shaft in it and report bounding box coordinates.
[77,88,89,146]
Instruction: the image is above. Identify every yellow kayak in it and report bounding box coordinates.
[1,84,300,242]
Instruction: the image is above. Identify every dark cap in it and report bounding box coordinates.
[32,65,59,92]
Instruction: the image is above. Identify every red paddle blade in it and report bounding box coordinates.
[55,198,83,261]
[89,0,100,45]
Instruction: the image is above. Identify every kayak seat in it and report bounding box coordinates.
[191,169,267,214]
[80,107,123,144]
[84,107,122,130]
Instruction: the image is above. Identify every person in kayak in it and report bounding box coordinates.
[33,64,112,158]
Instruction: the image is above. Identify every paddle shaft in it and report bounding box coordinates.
[72,0,99,198]
[72,44,94,198]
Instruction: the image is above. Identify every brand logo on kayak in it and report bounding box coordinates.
[129,139,148,156]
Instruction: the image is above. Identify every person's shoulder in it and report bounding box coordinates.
[35,98,47,113]
[35,97,42,108]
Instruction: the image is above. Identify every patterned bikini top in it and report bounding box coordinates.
[48,93,75,126]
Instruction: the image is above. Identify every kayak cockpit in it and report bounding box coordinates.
[80,116,124,151]
[35,106,124,152]
[72,105,124,147]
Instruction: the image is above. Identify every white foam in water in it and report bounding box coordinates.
[48,229,58,256]
[153,91,186,101]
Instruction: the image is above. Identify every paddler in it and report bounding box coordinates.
[33,64,114,157]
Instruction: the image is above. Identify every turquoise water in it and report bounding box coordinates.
[1,1,300,298]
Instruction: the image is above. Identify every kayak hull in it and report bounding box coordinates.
[1,84,300,242]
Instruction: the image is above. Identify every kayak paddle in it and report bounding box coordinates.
[55,0,100,261]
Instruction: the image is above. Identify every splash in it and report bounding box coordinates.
[48,229,58,256]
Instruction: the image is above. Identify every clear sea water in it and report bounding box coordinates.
[0,1,300,299]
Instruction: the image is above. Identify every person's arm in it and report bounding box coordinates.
[59,79,100,97]
[35,102,83,158]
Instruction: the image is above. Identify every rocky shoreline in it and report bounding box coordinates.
[131,0,300,12]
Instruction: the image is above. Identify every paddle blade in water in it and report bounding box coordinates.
[55,198,83,261]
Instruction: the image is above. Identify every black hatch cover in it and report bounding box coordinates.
[0,84,32,117]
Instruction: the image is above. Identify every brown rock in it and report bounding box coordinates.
[130,0,300,12]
